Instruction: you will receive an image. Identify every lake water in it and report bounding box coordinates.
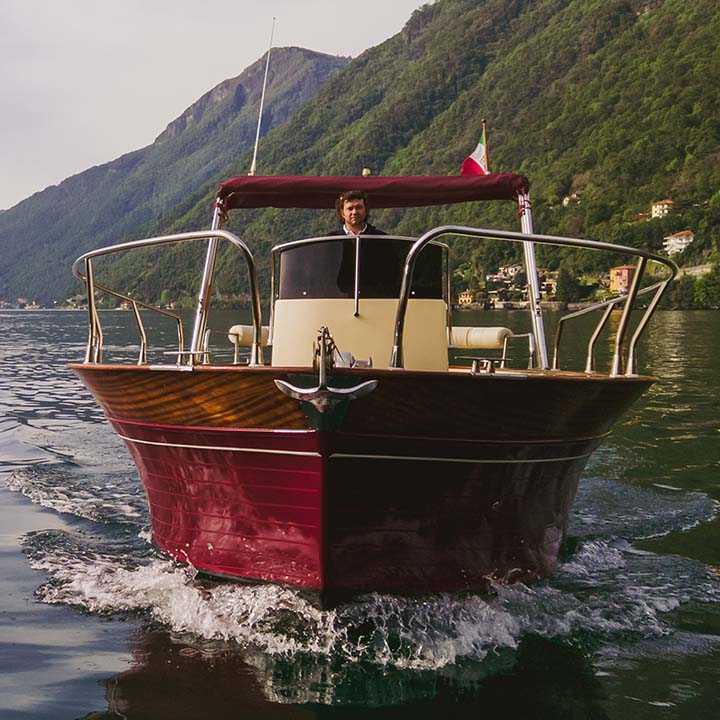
[0,308,718,719]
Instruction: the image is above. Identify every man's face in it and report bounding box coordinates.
[341,199,367,230]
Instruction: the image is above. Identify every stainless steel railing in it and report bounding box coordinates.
[551,279,669,373]
[390,225,677,376]
[72,230,262,366]
[73,224,676,377]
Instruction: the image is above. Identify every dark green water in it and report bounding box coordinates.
[0,309,718,719]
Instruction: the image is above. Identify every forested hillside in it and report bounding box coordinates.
[0,48,349,303]
[5,0,720,307]
[98,0,719,309]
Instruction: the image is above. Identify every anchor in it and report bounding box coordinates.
[274,326,378,413]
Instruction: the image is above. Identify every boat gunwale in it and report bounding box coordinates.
[68,361,655,383]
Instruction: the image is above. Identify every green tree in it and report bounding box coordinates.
[556,267,582,303]
[665,274,696,309]
[695,266,720,308]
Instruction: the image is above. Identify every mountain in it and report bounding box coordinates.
[0,47,349,303]
[111,0,716,308]
[4,0,720,307]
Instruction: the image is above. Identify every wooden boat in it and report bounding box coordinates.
[69,174,675,605]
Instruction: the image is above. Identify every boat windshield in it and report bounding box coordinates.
[277,237,443,300]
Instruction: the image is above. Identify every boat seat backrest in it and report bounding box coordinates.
[227,324,270,346]
[450,326,513,350]
[271,298,448,371]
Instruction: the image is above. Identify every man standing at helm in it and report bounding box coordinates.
[329,190,386,235]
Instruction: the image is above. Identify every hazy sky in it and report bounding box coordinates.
[0,0,428,210]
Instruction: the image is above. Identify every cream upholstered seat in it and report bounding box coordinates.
[270,298,448,371]
[228,318,514,370]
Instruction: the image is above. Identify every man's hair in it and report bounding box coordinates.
[335,190,369,221]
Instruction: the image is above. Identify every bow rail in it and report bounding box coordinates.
[72,229,263,366]
[390,226,677,376]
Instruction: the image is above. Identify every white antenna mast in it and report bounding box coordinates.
[248,17,276,176]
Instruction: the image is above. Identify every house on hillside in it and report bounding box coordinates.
[500,264,523,279]
[651,199,674,218]
[609,265,636,295]
[663,229,695,256]
[486,264,523,287]
[540,271,558,297]
[458,289,474,305]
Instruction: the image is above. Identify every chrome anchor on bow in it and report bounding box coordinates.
[274,326,378,413]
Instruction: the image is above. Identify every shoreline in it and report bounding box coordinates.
[455,301,611,311]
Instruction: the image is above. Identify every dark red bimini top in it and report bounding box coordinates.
[217,174,529,210]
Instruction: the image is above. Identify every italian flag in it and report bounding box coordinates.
[461,124,489,175]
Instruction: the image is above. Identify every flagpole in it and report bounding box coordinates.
[482,117,490,173]
[248,17,276,177]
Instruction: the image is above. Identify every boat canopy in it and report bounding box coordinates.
[217,174,529,210]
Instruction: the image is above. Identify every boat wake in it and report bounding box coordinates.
[4,423,719,706]
[12,466,718,669]
[6,463,144,524]
[572,444,719,540]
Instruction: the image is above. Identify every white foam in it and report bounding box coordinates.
[29,548,524,669]
[6,466,143,523]
[24,525,719,678]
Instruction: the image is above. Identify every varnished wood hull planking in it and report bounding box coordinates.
[70,363,652,597]
[70,364,651,438]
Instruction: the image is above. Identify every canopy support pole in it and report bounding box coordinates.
[518,192,549,369]
[189,202,223,363]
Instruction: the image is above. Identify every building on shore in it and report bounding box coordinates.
[651,199,674,218]
[458,289,474,306]
[609,265,636,295]
[663,230,695,256]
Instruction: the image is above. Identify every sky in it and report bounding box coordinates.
[0,0,428,210]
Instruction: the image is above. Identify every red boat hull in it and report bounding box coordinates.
[112,417,589,593]
[71,364,651,598]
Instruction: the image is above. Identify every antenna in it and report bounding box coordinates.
[248,17,276,176]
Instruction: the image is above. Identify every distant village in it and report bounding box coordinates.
[456,261,639,310]
[0,198,704,311]
[0,296,178,311]
[457,197,702,309]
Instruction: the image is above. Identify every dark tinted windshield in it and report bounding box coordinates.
[277,237,443,300]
